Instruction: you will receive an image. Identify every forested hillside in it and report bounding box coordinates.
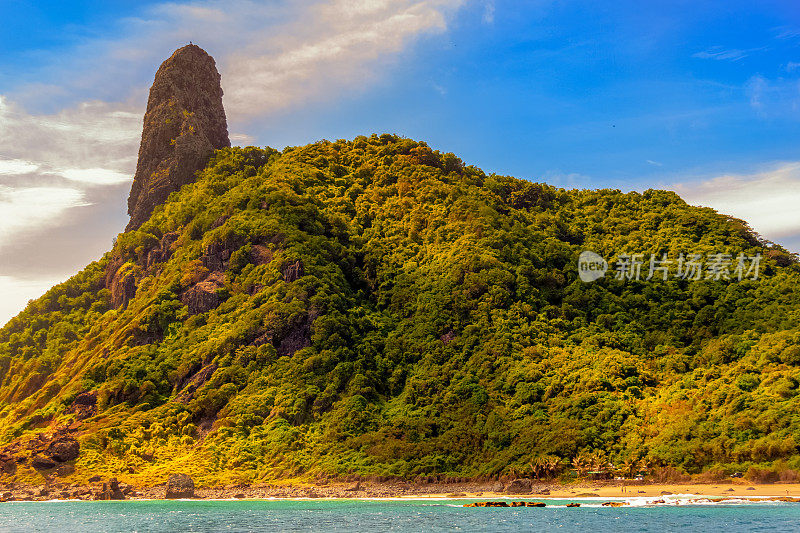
[0,134,798,485]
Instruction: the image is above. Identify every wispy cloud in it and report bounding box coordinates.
[744,74,800,116]
[774,27,800,41]
[692,46,766,62]
[58,168,132,185]
[0,96,141,173]
[673,162,800,251]
[483,0,495,24]
[221,0,463,120]
[0,185,88,242]
[541,170,594,189]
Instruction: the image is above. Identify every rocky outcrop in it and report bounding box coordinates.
[504,478,532,494]
[181,271,225,315]
[165,473,195,498]
[30,454,57,471]
[8,433,81,472]
[250,245,273,266]
[275,311,314,357]
[105,256,137,309]
[105,231,180,310]
[0,453,18,475]
[200,235,246,272]
[126,44,229,231]
[464,501,545,507]
[94,478,126,500]
[67,391,97,419]
[282,259,304,282]
[175,363,218,402]
[31,436,81,470]
[146,232,179,268]
[46,437,80,462]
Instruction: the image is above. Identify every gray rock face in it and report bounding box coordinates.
[126,44,230,231]
[165,473,195,499]
[504,478,532,494]
[181,271,225,315]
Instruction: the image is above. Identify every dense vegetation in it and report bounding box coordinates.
[0,134,798,485]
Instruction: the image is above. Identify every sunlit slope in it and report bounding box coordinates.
[0,134,798,484]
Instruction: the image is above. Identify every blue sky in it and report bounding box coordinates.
[1,0,799,324]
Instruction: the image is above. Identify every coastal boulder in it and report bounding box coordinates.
[165,473,195,498]
[94,478,125,500]
[46,437,80,462]
[504,478,532,494]
[30,454,57,470]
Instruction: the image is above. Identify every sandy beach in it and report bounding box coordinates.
[4,478,800,502]
[182,481,800,501]
[520,483,800,499]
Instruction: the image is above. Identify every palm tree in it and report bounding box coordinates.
[589,450,608,474]
[637,457,651,476]
[572,453,590,478]
[619,457,638,479]
[529,459,543,480]
[545,456,561,479]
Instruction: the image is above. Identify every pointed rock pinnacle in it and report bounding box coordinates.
[126,44,230,231]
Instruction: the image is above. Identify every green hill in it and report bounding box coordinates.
[1,134,798,486]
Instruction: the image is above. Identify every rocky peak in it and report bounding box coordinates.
[126,44,230,231]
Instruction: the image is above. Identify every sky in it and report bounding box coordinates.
[1,0,799,325]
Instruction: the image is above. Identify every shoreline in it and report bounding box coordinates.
[3,480,800,502]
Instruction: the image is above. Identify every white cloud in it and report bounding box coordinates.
[0,96,140,254]
[221,0,463,120]
[775,27,800,41]
[0,185,88,242]
[541,170,594,189]
[673,162,800,248]
[229,132,256,145]
[746,75,768,110]
[744,74,800,115]
[0,96,141,173]
[0,159,39,175]
[58,168,132,185]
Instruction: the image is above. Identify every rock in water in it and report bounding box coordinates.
[165,473,195,499]
[126,44,230,231]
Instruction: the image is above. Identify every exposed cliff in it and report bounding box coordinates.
[126,44,230,231]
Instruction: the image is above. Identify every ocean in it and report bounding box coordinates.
[0,496,797,532]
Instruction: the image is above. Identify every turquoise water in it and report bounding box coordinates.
[0,498,798,532]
